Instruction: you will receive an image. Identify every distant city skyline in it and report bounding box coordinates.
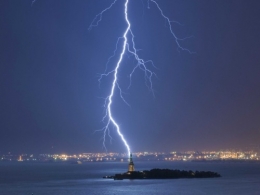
[1,149,259,163]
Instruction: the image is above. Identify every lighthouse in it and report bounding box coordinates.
[128,153,135,172]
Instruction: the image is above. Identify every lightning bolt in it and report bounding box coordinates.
[90,0,192,157]
[31,0,37,7]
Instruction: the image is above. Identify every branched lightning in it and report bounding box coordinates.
[31,0,37,7]
[150,0,194,53]
[88,0,118,31]
[89,0,192,157]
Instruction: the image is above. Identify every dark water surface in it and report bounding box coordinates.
[0,161,260,194]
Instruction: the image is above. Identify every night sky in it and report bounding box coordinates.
[1,0,260,154]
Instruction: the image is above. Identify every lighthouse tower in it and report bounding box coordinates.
[128,153,135,172]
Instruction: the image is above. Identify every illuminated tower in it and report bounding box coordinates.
[128,153,135,172]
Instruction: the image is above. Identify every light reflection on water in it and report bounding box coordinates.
[0,161,260,195]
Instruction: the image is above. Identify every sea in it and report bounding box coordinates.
[0,161,260,195]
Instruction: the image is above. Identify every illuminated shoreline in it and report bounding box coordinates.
[1,150,259,162]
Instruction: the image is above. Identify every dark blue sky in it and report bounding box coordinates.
[1,0,260,154]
